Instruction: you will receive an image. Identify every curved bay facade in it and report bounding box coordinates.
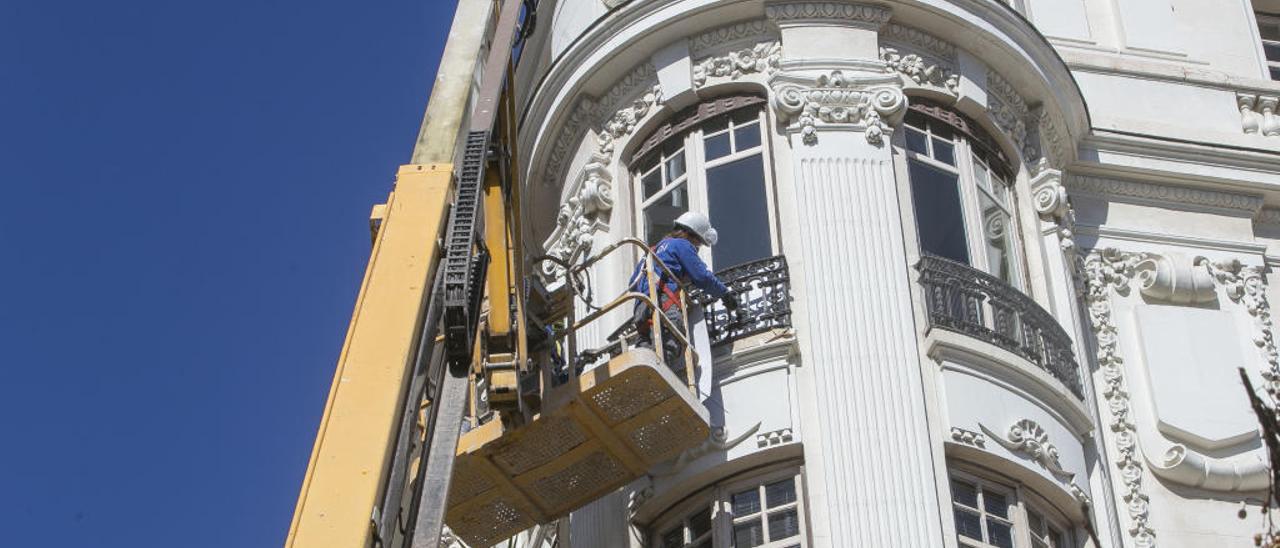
[510,0,1280,546]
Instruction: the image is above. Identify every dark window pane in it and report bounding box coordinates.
[954,509,982,540]
[1262,19,1280,42]
[642,170,662,199]
[706,154,772,268]
[905,109,928,130]
[704,132,731,160]
[689,507,713,539]
[987,519,1014,547]
[765,479,796,507]
[731,107,758,125]
[1265,41,1280,62]
[983,491,1009,518]
[704,114,730,134]
[909,160,970,264]
[1270,65,1280,81]
[768,508,800,540]
[1028,509,1045,535]
[661,527,683,548]
[732,488,761,515]
[734,122,761,151]
[933,137,955,166]
[733,520,764,547]
[951,479,978,507]
[644,185,689,245]
[905,127,929,155]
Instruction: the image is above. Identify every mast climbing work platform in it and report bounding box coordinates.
[284,2,712,547]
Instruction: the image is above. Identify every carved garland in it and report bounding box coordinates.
[692,41,781,87]
[1202,258,1280,399]
[879,46,959,95]
[1081,248,1157,547]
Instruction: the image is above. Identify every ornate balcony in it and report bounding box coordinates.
[916,254,1083,399]
[692,255,792,347]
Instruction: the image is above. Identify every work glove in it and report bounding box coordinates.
[721,294,740,311]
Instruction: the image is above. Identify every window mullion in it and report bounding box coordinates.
[686,130,713,265]
[953,140,988,271]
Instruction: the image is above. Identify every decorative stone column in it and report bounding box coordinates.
[765,2,944,545]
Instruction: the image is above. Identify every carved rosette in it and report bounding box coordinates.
[1202,258,1280,398]
[771,70,904,145]
[692,41,781,87]
[1081,249,1157,547]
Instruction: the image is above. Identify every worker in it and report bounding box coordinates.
[629,211,740,375]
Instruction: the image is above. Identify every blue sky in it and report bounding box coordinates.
[1,1,451,545]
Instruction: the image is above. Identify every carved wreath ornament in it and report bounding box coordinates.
[771,70,905,145]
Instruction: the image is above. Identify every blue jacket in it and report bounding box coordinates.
[630,237,729,302]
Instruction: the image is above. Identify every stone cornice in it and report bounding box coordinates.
[1066,174,1264,215]
[764,1,892,27]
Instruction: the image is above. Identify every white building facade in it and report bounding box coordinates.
[512,0,1280,546]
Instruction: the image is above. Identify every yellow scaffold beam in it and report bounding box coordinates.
[285,164,452,548]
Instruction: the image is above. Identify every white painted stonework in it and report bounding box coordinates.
[512,0,1280,546]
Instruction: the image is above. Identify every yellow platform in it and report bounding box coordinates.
[445,348,710,546]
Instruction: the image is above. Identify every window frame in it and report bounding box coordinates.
[649,463,809,548]
[1257,12,1280,80]
[948,467,1076,548]
[900,102,1027,291]
[629,103,782,269]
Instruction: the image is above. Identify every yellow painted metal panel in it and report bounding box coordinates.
[285,164,452,548]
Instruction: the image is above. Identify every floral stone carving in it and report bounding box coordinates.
[1082,248,1157,547]
[540,161,614,276]
[771,70,905,145]
[981,419,1074,481]
[692,41,781,87]
[880,46,958,95]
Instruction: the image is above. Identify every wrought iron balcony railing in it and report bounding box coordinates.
[916,254,1083,399]
[692,255,792,347]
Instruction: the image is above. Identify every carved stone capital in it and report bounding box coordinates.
[765,1,892,27]
[770,69,904,145]
[541,162,614,277]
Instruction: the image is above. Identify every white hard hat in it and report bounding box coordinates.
[674,211,718,246]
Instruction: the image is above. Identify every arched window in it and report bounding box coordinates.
[948,466,1074,548]
[903,99,1024,289]
[630,96,778,269]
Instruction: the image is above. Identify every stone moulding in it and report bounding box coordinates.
[1236,92,1280,137]
[986,69,1030,159]
[1067,174,1264,215]
[688,20,777,57]
[882,23,955,60]
[980,419,1075,481]
[770,70,905,145]
[1202,258,1280,399]
[949,426,987,448]
[763,1,892,26]
[1256,207,1280,227]
[692,41,781,88]
[1081,248,1157,547]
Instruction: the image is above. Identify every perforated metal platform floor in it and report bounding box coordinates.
[445,348,710,547]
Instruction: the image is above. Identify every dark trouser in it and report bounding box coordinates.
[633,304,688,380]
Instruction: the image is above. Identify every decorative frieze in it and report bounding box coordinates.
[1256,206,1280,227]
[692,41,781,87]
[689,20,776,56]
[986,69,1030,158]
[879,47,958,95]
[1081,248,1157,547]
[1237,92,1280,137]
[771,70,905,145]
[882,23,955,60]
[1067,174,1264,215]
[764,1,892,26]
[949,427,987,448]
[596,83,663,157]
[757,427,795,448]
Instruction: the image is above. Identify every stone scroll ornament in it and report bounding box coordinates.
[978,419,1092,505]
[1081,249,1157,547]
[770,70,905,145]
